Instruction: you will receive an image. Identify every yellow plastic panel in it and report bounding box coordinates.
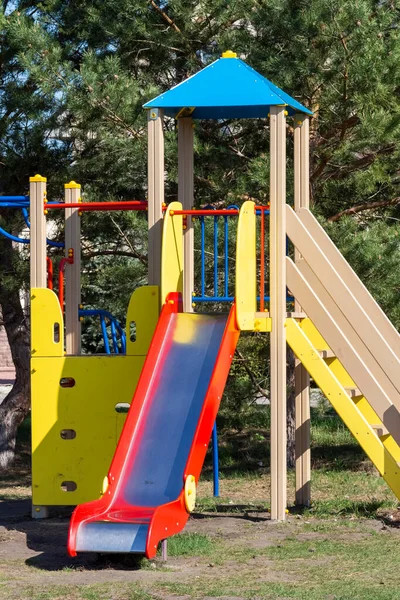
[126,286,159,355]
[236,201,256,330]
[286,318,400,499]
[161,201,183,304]
[31,354,144,505]
[31,284,160,506]
[31,288,64,357]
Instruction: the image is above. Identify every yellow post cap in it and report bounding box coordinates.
[29,174,47,182]
[222,50,237,58]
[64,181,81,189]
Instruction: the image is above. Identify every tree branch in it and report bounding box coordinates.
[84,249,147,265]
[235,348,269,399]
[149,0,181,33]
[328,196,400,222]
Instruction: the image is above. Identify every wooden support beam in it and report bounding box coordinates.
[65,181,81,355]
[293,114,311,507]
[147,109,164,290]
[178,117,194,312]
[269,106,287,521]
[29,175,47,289]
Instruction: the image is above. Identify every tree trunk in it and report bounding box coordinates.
[287,349,296,468]
[0,238,30,469]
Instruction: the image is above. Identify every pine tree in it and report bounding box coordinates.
[1,0,400,466]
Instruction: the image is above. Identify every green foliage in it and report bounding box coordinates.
[1,0,400,427]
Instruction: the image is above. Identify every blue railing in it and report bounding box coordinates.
[194,205,240,304]
[79,309,126,354]
[0,196,64,247]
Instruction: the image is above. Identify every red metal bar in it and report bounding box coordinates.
[46,201,147,212]
[171,205,270,217]
[46,257,53,291]
[58,254,74,309]
[260,208,265,312]
[172,209,239,216]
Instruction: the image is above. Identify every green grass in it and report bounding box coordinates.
[164,532,217,557]
[0,585,153,600]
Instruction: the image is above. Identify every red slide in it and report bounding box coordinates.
[68,293,239,558]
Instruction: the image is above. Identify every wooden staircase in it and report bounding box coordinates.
[287,317,400,499]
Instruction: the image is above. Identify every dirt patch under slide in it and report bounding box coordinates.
[0,498,399,600]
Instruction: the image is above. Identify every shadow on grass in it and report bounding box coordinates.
[193,503,270,522]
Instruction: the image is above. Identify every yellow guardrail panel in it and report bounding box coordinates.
[286,318,400,500]
[31,288,64,357]
[126,286,159,355]
[161,201,183,304]
[236,200,256,330]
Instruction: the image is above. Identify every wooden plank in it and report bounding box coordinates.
[147,109,164,288]
[29,175,47,289]
[178,118,194,312]
[296,258,400,409]
[65,181,81,355]
[287,257,400,447]
[297,207,400,360]
[293,114,311,507]
[287,205,400,397]
[269,106,287,521]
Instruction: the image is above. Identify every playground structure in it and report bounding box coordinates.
[2,50,399,557]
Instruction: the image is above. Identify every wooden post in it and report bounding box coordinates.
[178,117,194,312]
[30,175,47,289]
[294,114,311,507]
[147,108,164,290]
[64,181,81,355]
[30,174,48,519]
[269,106,287,521]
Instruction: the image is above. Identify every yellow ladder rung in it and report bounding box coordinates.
[318,349,336,359]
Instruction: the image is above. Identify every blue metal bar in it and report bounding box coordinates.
[22,208,65,248]
[193,296,234,303]
[100,315,111,354]
[0,202,29,208]
[0,225,29,244]
[193,295,294,304]
[110,319,119,354]
[80,309,126,354]
[200,216,205,298]
[0,196,29,201]
[212,422,219,497]
[214,215,218,297]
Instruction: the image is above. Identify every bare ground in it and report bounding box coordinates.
[0,485,399,600]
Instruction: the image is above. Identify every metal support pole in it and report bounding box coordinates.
[29,175,47,289]
[178,117,194,312]
[161,539,168,561]
[65,181,81,355]
[147,109,164,289]
[294,114,311,507]
[269,106,287,521]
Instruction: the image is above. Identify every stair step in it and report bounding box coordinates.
[371,424,390,438]
[318,349,336,359]
[344,386,363,399]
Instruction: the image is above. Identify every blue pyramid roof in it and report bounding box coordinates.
[144,54,312,120]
